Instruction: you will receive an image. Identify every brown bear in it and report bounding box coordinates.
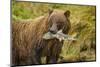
[12,9,71,66]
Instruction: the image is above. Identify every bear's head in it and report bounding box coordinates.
[43,9,71,41]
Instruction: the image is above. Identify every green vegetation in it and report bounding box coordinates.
[12,1,96,63]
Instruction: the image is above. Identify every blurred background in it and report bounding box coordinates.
[12,0,96,63]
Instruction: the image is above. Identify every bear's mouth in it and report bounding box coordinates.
[42,29,76,41]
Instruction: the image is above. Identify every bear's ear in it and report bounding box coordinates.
[64,10,70,18]
[48,8,53,15]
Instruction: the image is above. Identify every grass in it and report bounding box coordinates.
[12,0,96,63]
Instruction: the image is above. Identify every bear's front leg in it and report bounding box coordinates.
[32,47,42,64]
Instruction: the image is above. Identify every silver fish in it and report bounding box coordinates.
[43,29,76,41]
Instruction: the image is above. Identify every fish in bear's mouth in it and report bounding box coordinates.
[43,29,77,41]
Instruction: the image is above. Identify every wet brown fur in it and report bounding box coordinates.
[12,10,71,65]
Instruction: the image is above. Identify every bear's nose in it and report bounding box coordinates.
[49,29,57,34]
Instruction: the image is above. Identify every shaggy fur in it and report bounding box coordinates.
[12,9,71,66]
